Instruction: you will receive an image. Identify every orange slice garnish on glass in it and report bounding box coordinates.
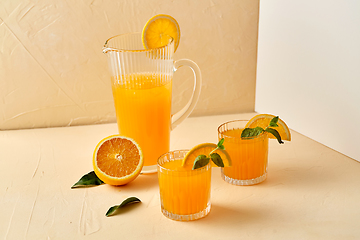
[246,114,291,141]
[182,143,232,168]
[93,135,143,186]
[142,14,180,52]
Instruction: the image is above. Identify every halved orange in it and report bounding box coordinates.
[93,135,143,186]
[182,143,232,168]
[142,14,180,52]
[245,114,291,141]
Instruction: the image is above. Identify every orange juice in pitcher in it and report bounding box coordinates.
[111,73,172,167]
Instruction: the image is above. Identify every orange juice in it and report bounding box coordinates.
[157,150,211,221]
[218,122,269,185]
[111,73,172,167]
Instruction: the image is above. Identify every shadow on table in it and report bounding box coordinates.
[265,160,335,189]
[198,203,270,228]
[107,173,159,191]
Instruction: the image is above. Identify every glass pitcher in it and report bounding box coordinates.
[103,32,201,173]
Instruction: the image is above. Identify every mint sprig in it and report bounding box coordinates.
[192,139,225,170]
[241,116,284,144]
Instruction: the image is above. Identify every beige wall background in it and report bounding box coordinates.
[0,0,259,130]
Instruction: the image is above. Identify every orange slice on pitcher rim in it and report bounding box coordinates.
[142,14,180,52]
[246,114,291,141]
[182,143,232,168]
[93,135,143,186]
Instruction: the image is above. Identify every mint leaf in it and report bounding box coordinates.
[269,116,279,127]
[210,153,224,167]
[241,116,286,145]
[265,128,284,144]
[71,171,104,188]
[241,126,264,138]
[217,138,225,150]
[193,155,210,170]
[106,197,141,217]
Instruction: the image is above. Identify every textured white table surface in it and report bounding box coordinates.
[1,113,359,239]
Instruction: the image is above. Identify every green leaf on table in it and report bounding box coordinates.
[106,197,141,217]
[265,128,284,144]
[71,171,104,189]
[241,126,264,138]
[192,155,210,170]
[210,153,224,167]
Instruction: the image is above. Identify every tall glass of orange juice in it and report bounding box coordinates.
[103,33,201,173]
[218,120,269,185]
[157,150,211,221]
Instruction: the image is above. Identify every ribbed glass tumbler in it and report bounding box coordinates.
[157,150,211,221]
[218,120,269,186]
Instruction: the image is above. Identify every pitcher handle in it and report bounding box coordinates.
[171,59,202,130]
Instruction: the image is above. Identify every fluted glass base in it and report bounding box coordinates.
[221,170,267,186]
[161,202,211,221]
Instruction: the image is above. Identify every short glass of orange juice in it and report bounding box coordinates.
[218,120,269,185]
[157,150,211,221]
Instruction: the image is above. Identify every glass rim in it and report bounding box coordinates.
[217,119,267,140]
[103,32,174,53]
[157,149,211,172]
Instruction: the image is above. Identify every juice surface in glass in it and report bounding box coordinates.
[158,151,211,221]
[218,122,269,185]
[112,73,172,167]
